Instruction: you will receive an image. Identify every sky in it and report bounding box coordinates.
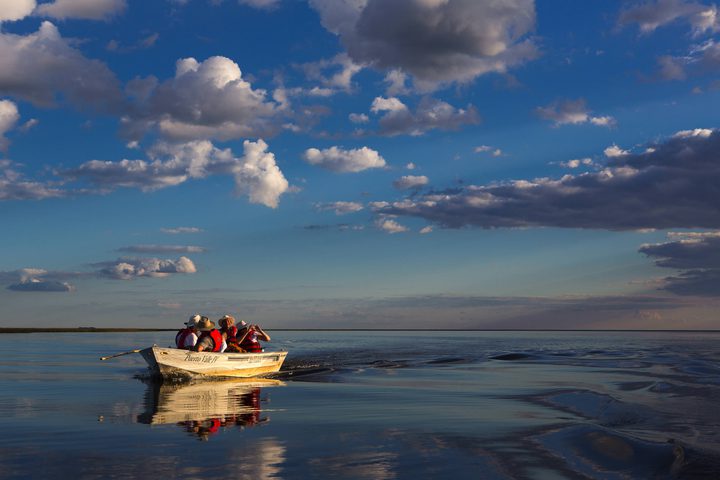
[0,0,719,329]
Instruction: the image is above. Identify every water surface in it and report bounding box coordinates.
[1,331,719,479]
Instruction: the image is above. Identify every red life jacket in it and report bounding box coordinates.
[240,331,262,353]
[222,325,239,344]
[175,328,194,349]
[198,329,223,352]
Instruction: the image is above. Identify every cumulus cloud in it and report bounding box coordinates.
[125,56,280,142]
[303,146,386,173]
[536,99,616,127]
[604,144,630,157]
[63,139,288,208]
[96,256,197,280]
[0,100,20,152]
[35,0,127,21]
[118,245,206,254]
[370,96,479,136]
[375,128,720,231]
[393,175,428,190]
[619,0,719,36]
[310,0,538,91]
[640,231,720,295]
[375,216,408,234]
[0,22,123,110]
[315,201,364,215]
[161,226,202,234]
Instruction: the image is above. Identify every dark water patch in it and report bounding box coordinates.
[540,390,650,428]
[533,425,681,479]
[490,353,535,361]
[616,381,654,391]
[426,357,467,364]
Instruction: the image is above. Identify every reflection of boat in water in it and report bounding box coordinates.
[138,378,282,440]
[140,345,288,379]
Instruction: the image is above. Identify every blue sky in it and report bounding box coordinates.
[1,0,719,329]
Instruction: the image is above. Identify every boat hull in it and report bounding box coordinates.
[140,346,287,379]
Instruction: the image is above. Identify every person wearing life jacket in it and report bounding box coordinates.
[175,314,201,350]
[195,317,223,353]
[237,320,271,353]
[219,315,240,352]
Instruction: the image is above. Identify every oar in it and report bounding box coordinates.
[100,349,142,361]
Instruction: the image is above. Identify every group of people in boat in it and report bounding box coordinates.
[175,314,270,353]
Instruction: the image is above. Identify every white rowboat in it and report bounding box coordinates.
[140,345,288,378]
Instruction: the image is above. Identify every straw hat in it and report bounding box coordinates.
[198,317,215,331]
[219,314,235,327]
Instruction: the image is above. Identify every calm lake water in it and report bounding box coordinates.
[1,331,719,479]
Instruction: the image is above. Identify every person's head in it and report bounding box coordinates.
[238,319,249,330]
[219,314,235,328]
[186,314,201,329]
[198,317,215,332]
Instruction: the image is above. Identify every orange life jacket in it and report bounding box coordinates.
[198,329,223,352]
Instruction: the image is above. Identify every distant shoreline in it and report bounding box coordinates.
[1,328,719,334]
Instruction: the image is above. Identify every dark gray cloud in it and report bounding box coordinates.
[371,96,479,136]
[310,0,538,91]
[123,56,280,142]
[378,129,720,230]
[640,232,720,296]
[0,22,123,110]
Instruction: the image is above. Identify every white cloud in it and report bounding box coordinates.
[315,201,364,215]
[559,158,594,169]
[125,56,280,142]
[474,145,493,153]
[310,0,538,91]
[371,96,479,136]
[536,98,615,127]
[349,113,369,124]
[98,256,197,280]
[619,0,719,36]
[0,100,20,152]
[0,0,35,22]
[673,127,714,138]
[375,217,408,234]
[161,226,202,234]
[35,0,127,20]
[604,144,630,157]
[419,226,433,234]
[393,175,429,190]
[303,146,386,173]
[0,22,122,109]
[232,139,289,208]
[405,162,416,170]
[384,69,409,96]
[64,139,289,208]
